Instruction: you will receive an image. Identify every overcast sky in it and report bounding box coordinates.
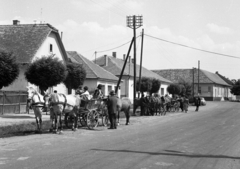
[1,0,240,80]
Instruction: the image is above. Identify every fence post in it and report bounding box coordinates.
[2,91,4,115]
[19,91,21,114]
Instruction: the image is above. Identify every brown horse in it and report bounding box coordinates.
[117,97,132,125]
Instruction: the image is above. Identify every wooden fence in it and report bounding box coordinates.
[0,90,28,114]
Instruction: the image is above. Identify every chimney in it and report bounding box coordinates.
[112,52,116,58]
[131,58,134,63]
[123,54,126,61]
[61,32,63,40]
[104,55,108,66]
[13,20,20,25]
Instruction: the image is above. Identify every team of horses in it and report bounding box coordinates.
[27,87,132,134]
[134,93,172,116]
[27,86,179,134]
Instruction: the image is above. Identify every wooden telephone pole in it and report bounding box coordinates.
[126,15,143,115]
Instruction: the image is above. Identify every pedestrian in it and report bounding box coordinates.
[179,95,184,112]
[106,90,118,129]
[194,94,201,111]
[183,95,189,113]
[81,86,91,100]
[75,85,83,95]
[93,84,104,99]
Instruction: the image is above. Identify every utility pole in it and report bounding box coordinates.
[94,51,97,63]
[192,67,195,97]
[198,60,200,94]
[115,38,135,94]
[138,29,144,98]
[127,15,142,115]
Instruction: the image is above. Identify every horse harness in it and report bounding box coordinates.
[30,93,45,108]
[50,93,67,111]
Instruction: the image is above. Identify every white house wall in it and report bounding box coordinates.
[159,83,169,96]
[33,32,68,94]
[80,79,120,98]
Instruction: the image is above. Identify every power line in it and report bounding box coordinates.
[96,35,140,53]
[145,34,240,59]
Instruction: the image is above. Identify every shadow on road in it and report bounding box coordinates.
[91,148,240,160]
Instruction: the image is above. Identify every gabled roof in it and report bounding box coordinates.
[152,69,231,87]
[67,51,118,82]
[95,55,172,84]
[215,71,234,86]
[0,23,68,63]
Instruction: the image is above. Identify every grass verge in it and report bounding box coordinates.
[0,121,51,138]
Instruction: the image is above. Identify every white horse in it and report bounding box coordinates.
[44,92,81,134]
[27,87,46,132]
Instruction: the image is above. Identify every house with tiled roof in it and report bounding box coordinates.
[0,20,69,93]
[152,69,234,101]
[67,51,119,97]
[95,52,172,101]
[215,71,234,86]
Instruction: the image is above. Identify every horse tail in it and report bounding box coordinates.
[61,94,67,111]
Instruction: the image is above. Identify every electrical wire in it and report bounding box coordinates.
[96,35,140,53]
[145,34,240,59]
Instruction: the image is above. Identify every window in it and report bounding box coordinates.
[50,44,53,53]
[161,88,164,96]
[208,86,211,92]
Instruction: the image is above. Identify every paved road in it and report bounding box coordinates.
[1,102,240,169]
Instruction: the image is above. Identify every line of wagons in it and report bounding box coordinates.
[28,93,184,133]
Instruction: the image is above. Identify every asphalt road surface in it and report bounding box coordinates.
[1,102,240,169]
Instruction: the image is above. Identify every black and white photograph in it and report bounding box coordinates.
[1,0,240,168]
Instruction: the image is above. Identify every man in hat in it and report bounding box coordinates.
[194,94,201,111]
[93,84,103,99]
[107,90,118,129]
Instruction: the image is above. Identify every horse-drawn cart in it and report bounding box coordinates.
[77,98,108,130]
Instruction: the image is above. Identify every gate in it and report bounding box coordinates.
[0,90,28,114]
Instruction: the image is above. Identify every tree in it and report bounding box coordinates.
[167,83,181,97]
[137,77,152,95]
[0,50,19,89]
[150,78,161,95]
[25,55,67,92]
[231,79,240,95]
[178,78,192,97]
[63,62,86,94]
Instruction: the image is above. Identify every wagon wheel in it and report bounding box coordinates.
[86,109,99,129]
[175,104,180,112]
[79,113,87,127]
[170,106,176,112]
[100,108,109,126]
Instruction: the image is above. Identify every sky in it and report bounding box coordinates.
[1,0,240,80]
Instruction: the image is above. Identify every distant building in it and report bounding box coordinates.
[152,69,234,101]
[67,51,119,97]
[0,20,68,93]
[95,52,172,101]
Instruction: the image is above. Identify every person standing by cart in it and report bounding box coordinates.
[107,90,118,129]
[194,94,201,111]
[93,84,104,99]
[183,95,189,113]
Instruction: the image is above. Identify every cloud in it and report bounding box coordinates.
[206,23,234,34]
[70,0,115,12]
[124,0,144,12]
[56,20,131,56]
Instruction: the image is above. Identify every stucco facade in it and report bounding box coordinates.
[1,24,69,94]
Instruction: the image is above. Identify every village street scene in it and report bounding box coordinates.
[1,0,240,169]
